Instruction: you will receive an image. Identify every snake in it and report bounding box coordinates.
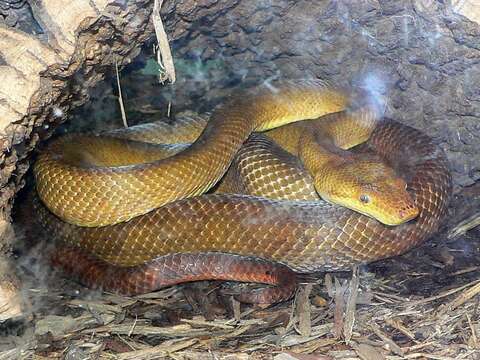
[33,80,452,303]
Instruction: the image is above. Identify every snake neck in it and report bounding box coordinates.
[298,130,344,176]
[264,107,379,154]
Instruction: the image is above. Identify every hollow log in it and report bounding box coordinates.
[0,0,479,322]
[0,0,155,320]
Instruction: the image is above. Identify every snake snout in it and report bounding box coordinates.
[398,202,420,222]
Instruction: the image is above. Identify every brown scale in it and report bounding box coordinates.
[34,117,452,303]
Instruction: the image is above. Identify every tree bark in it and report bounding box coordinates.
[0,0,154,320]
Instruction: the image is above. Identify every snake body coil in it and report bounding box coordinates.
[34,81,452,303]
[35,80,348,227]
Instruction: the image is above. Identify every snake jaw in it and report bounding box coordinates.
[319,189,419,226]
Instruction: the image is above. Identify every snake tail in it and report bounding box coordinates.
[50,246,298,304]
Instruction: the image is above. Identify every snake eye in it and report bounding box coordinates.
[359,194,370,204]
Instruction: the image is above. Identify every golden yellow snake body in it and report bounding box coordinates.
[33,80,452,302]
[35,80,349,227]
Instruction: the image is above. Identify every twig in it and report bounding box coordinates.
[344,266,359,343]
[180,318,233,330]
[116,338,198,360]
[296,283,313,337]
[370,322,404,356]
[127,315,138,337]
[333,277,346,339]
[115,60,128,128]
[466,313,479,349]
[408,279,480,306]
[403,353,457,359]
[437,279,480,315]
[385,317,415,340]
[447,213,480,239]
[153,0,176,83]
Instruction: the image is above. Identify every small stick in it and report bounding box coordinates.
[466,313,479,349]
[127,315,137,337]
[447,213,480,239]
[115,60,128,128]
[437,280,480,315]
[385,317,416,340]
[333,277,346,339]
[344,266,359,343]
[296,283,313,337]
[370,322,404,356]
[153,0,176,83]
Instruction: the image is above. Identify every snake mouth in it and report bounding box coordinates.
[398,206,420,223]
[358,208,419,226]
[364,202,420,226]
[374,204,420,226]
[320,193,420,226]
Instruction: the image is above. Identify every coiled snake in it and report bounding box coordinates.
[33,80,452,303]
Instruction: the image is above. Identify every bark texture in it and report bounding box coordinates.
[0,0,154,320]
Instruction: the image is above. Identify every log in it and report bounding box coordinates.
[1,0,479,322]
[0,0,155,320]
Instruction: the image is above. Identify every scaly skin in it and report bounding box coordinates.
[215,133,318,201]
[265,110,419,225]
[34,80,349,227]
[33,81,452,303]
[50,247,298,304]
[35,121,451,302]
[36,121,451,269]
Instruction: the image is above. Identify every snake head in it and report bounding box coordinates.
[315,158,419,226]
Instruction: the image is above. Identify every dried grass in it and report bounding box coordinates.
[2,241,479,359]
[3,124,480,360]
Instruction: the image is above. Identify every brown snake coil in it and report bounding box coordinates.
[34,81,452,303]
